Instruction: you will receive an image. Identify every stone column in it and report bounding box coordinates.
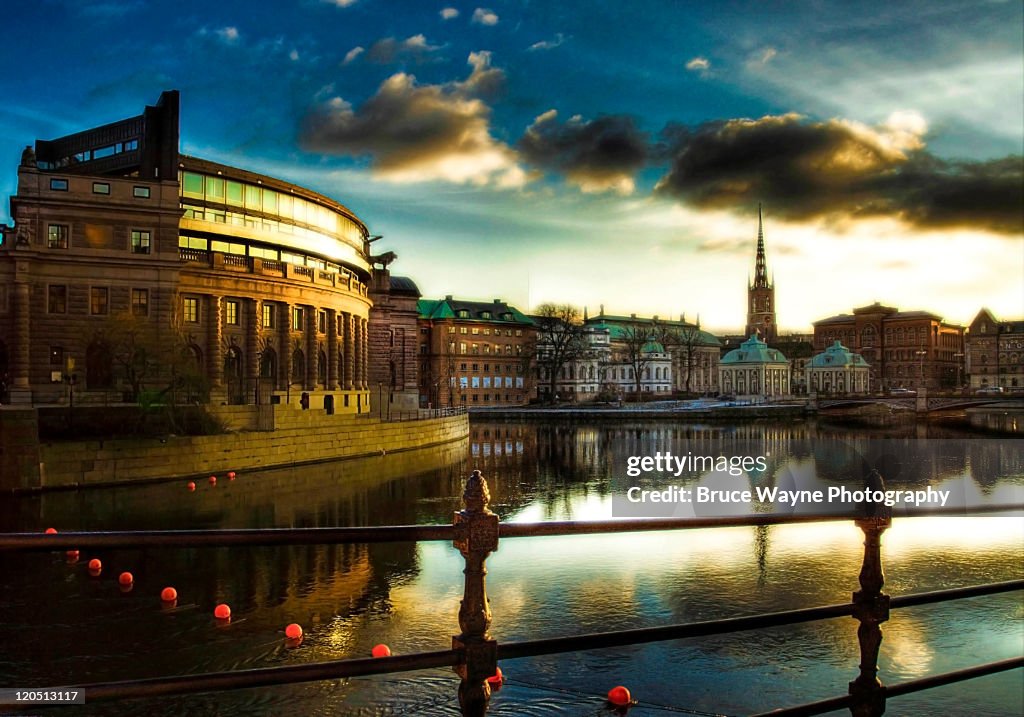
[208,295,223,388]
[360,317,369,390]
[12,281,31,391]
[246,299,260,404]
[352,315,362,391]
[305,306,317,391]
[326,309,338,391]
[279,302,291,390]
[343,311,354,390]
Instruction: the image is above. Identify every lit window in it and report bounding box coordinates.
[48,224,69,249]
[48,285,67,314]
[183,297,199,323]
[131,229,151,254]
[225,300,239,326]
[92,182,110,195]
[292,307,304,329]
[133,186,151,199]
[318,310,327,334]
[90,287,109,315]
[50,178,68,191]
[132,289,149,317]
[262,303,275,328]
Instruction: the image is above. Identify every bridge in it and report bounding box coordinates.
[813,392,1023,413]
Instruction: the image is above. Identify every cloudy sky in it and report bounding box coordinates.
[2,0,1021,331]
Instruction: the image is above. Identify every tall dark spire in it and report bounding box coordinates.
[753,203,770,289]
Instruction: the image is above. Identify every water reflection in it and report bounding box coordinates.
[0,420,1021,716]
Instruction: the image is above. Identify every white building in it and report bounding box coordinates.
[719,334,790,397]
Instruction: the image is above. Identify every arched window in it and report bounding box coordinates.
[318,349,327,386]
[260,348,277,379]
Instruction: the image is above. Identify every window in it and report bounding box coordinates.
[133,186,151,199]
[183,297,199,323]
[460,327,468,334]
[90,287,109,315]
[292,307,304,329]
[131,229,151,254]
[131,289,149,317]
[263,303,275,328]
[92,182,110,195]
[318,310,327,334]
[48,224,69,249]
[48,285,67,313]
[447,326,455,334]
[50,178,68,191]
[50,346,64,383]
[472,327,480,335]
[225,300,239,326]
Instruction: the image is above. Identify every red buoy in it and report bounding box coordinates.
[371,644,391,658]
[66,550,80,561]
[214,603,231,620]
[187,481,196,492]
[44,527,58,534]
[227,471,236,480]
[285,623,303,640]
[486,666,504,688]
[608,686,632,707]
[88,558,102,571]
[161,587,178,602]
[208,475,217,485]
[118,571,134,586]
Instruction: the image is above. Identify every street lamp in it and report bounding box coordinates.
[915,349,927,389]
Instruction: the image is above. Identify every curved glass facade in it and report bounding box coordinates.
[177,168,369,272]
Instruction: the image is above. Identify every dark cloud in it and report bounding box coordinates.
[655,113,1023,234]
[301,53,523,186]
[365,34,443,64]
[519,111,648,194]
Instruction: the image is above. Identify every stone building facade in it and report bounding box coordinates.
[805,340,871,394]
[966,309,1024,390]
[417,296,536,407]
[813,303,964,391]
[719,334,790,397]
[368,266,421,413]
[0,91,377,413]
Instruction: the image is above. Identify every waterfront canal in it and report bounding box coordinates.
[1,419,1021,716]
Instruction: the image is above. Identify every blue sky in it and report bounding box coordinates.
[2,0,1022,330]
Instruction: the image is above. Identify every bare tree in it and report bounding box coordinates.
[618,318,656,399]
[657,323,706,394]
[532,304,590,402]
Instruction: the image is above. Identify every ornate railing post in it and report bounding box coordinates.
[453,470,499,716]
[849,469,891,717]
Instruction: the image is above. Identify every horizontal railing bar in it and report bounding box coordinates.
[749,656,1024,717]
[0,525,456,551]
[496,602,855,659]
[747,694,852,717]
[4,502,1019,552]
[75,650,460,703]
[889,579,1024,608]
[884,655,1024,697]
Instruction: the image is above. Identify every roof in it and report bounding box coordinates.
[809,341,870,368]
[418,297,534,325]
[586,314,721,346]
[721,334,789,365]
[389,275,421,296]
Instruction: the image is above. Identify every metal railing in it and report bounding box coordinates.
[1,475,1021,716]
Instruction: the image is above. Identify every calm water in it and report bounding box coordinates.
[1,419,1022,717]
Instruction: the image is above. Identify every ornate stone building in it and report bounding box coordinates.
[0,91,378,412]
[966,309,1024,390]
[719,334,790,397]
[745,205,777,343]
[586,311,721,395]
[813,303,964,391]
[368,260,421,413]
[417,296,536,407]
[806,341,871,394]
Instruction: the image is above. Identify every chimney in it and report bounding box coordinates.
[445,295,453,302]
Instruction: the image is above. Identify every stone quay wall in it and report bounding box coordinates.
[0,406,468,491]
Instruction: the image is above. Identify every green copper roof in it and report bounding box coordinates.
[418,297,534,325]
[809,341,870,368]
[585,316,721,346]
[721,334,789,365]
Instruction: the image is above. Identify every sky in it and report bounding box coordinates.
[1,0,1021,332]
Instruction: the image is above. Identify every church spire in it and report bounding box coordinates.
[753,203,769,288]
